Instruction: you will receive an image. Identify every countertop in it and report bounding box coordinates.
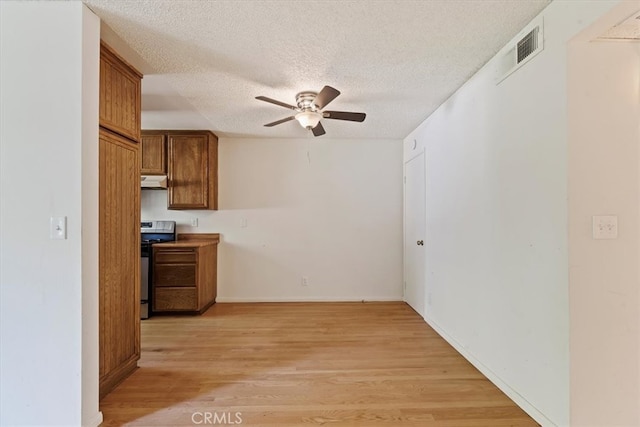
[153,233,221,248]
[153,240,217,248]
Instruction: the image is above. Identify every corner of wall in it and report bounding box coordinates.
[81,4,102,426]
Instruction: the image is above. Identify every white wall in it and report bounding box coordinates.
[402,1,619,425]
[141,137,403,302]
[0,2,102,426]
[568,32,640,426]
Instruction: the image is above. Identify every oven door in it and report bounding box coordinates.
[140,242,152,319]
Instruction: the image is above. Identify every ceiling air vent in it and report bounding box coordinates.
[497,17,544,84]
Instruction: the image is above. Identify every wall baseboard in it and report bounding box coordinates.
[215,296,402,303]
[84,411,103,427]
[423,315,556,427]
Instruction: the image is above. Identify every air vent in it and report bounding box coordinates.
[517,27,539,64]
[497,18,544,84]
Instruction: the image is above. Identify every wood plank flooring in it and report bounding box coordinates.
[99,302,538,426]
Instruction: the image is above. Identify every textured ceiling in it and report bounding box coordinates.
[85,0,551,139]
[598,10,640,40]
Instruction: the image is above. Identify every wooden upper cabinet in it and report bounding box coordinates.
[99,42,142,142]
[167,131,218,210]
[141,134,166,175]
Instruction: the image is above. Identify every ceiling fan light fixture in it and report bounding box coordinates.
[295,111,322,129]
[257,86,365,137]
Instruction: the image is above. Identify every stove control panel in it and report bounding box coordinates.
[141,220,176,234]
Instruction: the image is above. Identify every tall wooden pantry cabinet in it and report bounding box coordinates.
[98,41,142,399]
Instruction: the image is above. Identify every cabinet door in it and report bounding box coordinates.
[154,288,198,311]
[141,134,166,174]
[168,134,209,209]
[99,43,142,142]
[98,129,140,398]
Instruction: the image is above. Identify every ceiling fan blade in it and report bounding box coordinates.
[256,96,297,110]
[312,122,326,137]
[323,111,366,122]
[313,86,340,109]
[264,116,296,127]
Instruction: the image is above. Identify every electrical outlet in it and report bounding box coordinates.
[301,276,309,286]
[190,218,199,227]
[592,215,618,239]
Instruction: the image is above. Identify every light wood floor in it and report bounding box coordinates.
[100,302,538,426]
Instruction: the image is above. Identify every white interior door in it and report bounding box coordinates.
[404,152,426,317]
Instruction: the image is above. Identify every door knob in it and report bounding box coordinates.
[417,240,424,246]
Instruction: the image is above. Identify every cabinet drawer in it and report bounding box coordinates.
[154,287,197,311]
[154,264,196,287]
[155,250,196,264]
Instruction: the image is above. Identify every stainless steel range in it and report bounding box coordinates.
[140,220,176,319]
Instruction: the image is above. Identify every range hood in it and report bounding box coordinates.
[141,175,167,189]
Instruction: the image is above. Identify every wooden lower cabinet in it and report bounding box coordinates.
[155,288,198,311]
[98,128,140,398]
[152,242,217,314]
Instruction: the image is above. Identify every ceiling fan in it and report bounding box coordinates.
[255,86,366,137]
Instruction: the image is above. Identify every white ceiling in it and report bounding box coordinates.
[85,0,551,139]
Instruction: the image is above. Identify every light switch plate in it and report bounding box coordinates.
[592,215,618,239]
[50,216,67,240]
